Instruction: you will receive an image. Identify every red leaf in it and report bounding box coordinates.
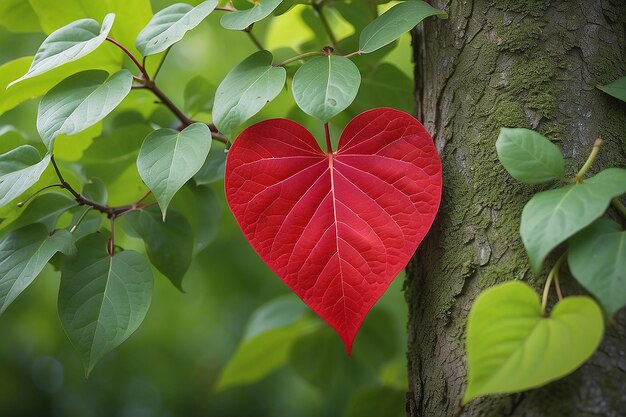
[225,108,442,352]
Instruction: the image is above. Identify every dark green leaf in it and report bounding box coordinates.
[0,146,51,209]
[496,128,565,184]
[184,76,215,115]
[359,1,446,54]
[0,224,74,315]
[213,51,286,138]
[194,141,227,185]
[8,14,115,87]
[135,0,218,56]
[137,123,212,219]
[343,386,405,417]
[171,185,222,253]
[289,326,342,390]
[81,178,108,206]
[292,55,360,122]
[4,193,76,232]
[37,70,133,150]
[598,76,626,103]
[521,168,626,274]
[569,219,626,316]
[58,233,153,376]
[220,0,284,30]
[355,63,413,113]
[244,294,309,340]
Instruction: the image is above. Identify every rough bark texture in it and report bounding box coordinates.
[406,1,626,416]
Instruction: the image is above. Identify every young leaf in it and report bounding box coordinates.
[569,219,626,316]
[135,0,218,56]
[359,1,446,54]
[7,14,115,87]
[123,206,193,291]
[521,168,626,274]
[213,51,286,138]
[496,128,565,184]
[137,123,211,219]
[58,233,153,376]
[37,70,133,150]
[194,141,227,185]
[292,55,361,122]
[184,76,215,115]
[0,146,51,209]
[220,0,284,31]
[0,224,73,315]
[225,108,442,351]
[597,76,626,103]
[463,281,603,404]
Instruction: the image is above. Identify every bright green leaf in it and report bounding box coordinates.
[184,76,215,115]
[292,55,360,122]
[598,76,626,103]
[0,146,51,209]
[135,0,218,56]
[0,0,41,33]
[213,51,286,138]
[8,14,115,87]
[343,386,405,417]
[496,128,565,184]
[521,168,626,274]
[194,141,227,185]
[137,123,211,219]
[569,219,626,316]
[0,224,73,315]
[359,1,446,54]
[37,70,133,150]
[463,281,603,403]
[124,206,193,290]
[58,233,153,376]
[220,0,284,31]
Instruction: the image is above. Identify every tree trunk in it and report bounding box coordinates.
[406,1,626,416]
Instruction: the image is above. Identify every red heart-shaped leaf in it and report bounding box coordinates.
[225,108,442,352]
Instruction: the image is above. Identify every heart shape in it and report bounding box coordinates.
[224,108,442,351]
[463,281,604,403]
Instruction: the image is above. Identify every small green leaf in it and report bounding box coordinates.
[58,233,153,376]
[292,55,360,122]
[343,386,405,417]
[244,294,310,340]
[194,141,227,185]
[137,123,211,219]
[496,128,565,184]
[184,76,215,115]
[569,219,626,316]
[4,193,76,232]
[213,51,286,138]
[463,281,603,404]
[8,14,115,87]
[289,326,342,390]
[38,70,133,151]
[0,224,74,315]
[123,206,193,290]
[598,76,626,103]
[359,1,446,54]
[220,0,284,30]
[135,0,218,56]
[521,168,626,274]
[0,146,51,209]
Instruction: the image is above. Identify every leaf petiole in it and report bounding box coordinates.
[575,138,602,183]
[541,252,567,313]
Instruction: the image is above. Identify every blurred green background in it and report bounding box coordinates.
[0,1,415,416]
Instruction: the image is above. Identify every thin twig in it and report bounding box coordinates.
[244,27,264,50]
[313,2,342,53]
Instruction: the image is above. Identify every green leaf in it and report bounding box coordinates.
[213,51,286,138]
[355,63,413,113]
[171,185,221,252]
[0,146,51,209]
[82,178,108,205]
[343,386,405,417]
[244,294,310,340]
[359,1,447,54]
[352,308,398,370]
[135,0,218,56]
[194,141,227,185]
[496,128,565,184]
[37,70,133,151]
[4,193,76,233]
[597,76,626,103]
[0,224,74,315]
[521,168,626,274]
[292,55,361,122]
[184,76,215,115]
[569,219,626,316]
[0,126,28,155]
[8,14,115,87]
[123,206,193,290]
[58,233,153,376]
[137,123,211,219]
[463,281,603,403]
[289,326,342,390]
[0,0,41,33]
[220,0,284,30]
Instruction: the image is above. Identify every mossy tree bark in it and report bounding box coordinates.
[406,1,626,416]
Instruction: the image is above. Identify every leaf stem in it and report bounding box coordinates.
[17,183,64,207]
[277,51,325,67]
[70,207,92,234]
[152,47,171,81]
[541,252,567,313]
[343,50,362,58]
[215,6,235,12]
[324,123,332,153]
[313,2,342,53]
[575,138,602,183]
[611,198,626,219]
[105,37,150,80]
[244,26,264,50]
